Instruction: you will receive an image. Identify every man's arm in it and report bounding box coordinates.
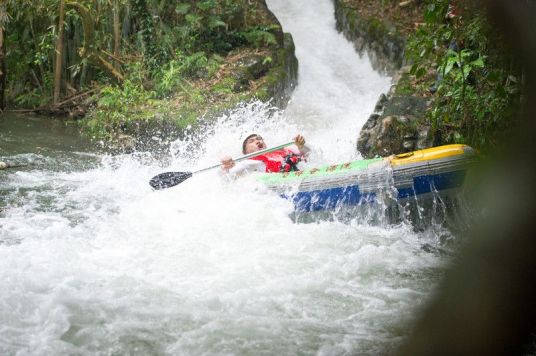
[220,157,265,179]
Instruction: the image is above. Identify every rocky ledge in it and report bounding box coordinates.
[357,68,434,158]
[333,0,432,158]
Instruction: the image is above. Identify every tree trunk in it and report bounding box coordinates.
[67,1,123,82]
[0,26,6,110]
[53,0,66,105]
[113,0,120,69]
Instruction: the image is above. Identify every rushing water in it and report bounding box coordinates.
[1,0,454,354]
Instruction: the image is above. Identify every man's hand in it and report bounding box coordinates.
[294,134,306,150]
[220,156,235,171]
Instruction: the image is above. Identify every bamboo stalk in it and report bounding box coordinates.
[53,0,66,105]
[113,0,121,68]
[101,49,126,64]
[0,25,5,110]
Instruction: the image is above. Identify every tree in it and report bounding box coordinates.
[53,0,65,105]
[0,27,5,110]
[66,1,124,82]
[113,0,120,68]
[0,3,7,110]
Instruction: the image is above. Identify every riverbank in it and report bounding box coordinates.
[83,33,298,150]
[0,0,298,149]
[334,0,521,157]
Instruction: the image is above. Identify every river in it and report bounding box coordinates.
[0,0,455,354]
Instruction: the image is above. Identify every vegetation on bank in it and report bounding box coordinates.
[0,0,289,140]
[342,0,521,153]
[404,0,521,151]
[1,0,520,151]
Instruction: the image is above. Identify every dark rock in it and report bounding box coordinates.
[256,33,299,107]
[403,131,418,151]
[417,125,434,149]
[68,106,86,120]
[334,1,406,75]
[383,95,429,118]
[376,93,388,109]
[230,67,253,93]
[363,113,380,130]
[237,54,272,79]
[357,96,432,158]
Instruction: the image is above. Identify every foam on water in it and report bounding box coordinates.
[0,0,451,354]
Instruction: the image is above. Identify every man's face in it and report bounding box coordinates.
[244,135,266,154]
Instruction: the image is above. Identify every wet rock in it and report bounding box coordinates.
[383,95,428,118]
[230,67,253,93]
[374,93,389,111]
[363,113,380,130]
[68,106,86,120]
[357,92,433,158]
[237,54,272,79]
[334,1,406,75]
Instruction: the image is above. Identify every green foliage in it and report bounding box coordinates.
[212,77,237,95]
[262,56,273,65]
[154,61,188,97]
[97,80,152,112]
[14,88,44,108]
[84,78,156,139]
[172,0,245,54]
[176,51,208,77]
[239,26,278,48]
[405,0,521,151]
[154,1,280,58]
[153,51,222,97]
[4,0,283,140]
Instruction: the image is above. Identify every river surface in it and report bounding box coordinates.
[1,0,454,354]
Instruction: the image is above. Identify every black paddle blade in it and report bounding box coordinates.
[149,171,193,190]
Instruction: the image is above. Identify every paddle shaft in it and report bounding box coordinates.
[191,141,295,175]
[149,141,296,189]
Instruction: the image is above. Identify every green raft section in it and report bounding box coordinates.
[256,157,384,185]
[254,144,476,213]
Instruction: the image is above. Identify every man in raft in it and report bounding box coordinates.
[220,134,310,177]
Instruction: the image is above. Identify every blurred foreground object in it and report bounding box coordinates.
[398,0,536,355]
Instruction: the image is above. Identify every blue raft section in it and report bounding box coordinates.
[290,170,467,213]
[258,144,477,214]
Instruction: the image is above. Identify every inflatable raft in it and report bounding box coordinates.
[256,144,477,213]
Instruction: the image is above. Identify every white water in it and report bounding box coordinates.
[0,0,451,354]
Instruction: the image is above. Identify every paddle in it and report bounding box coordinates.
[149,141,294,190]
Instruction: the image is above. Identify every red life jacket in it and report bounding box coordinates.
[250,148,302,173]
